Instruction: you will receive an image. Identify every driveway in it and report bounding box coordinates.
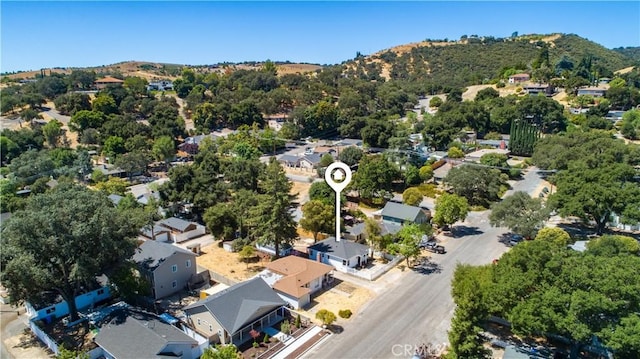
[303,169,544,358]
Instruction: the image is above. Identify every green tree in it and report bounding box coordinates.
[352,155,400,200]
[203,203,238,241]
[388,223,423,267]
[152,136,175,166]
[114,151,150,180]
[102,135,126,159]
[69,110,105,132]
[92,93,118,115]
[534,227,570,246]
[42,119,64,148]
[550,162,640,234]
[320,153,334,168]
[300,200,334,243]
[200,344,240,359]
[56,346,89,359]
[433,193,469,230]
[585,235,640,256]
[489,191,550,239]
[403,164,421,186]
[447,147,464,159]
[95,176,129,195]
[603,314,640,359]
[250,157,297,258]
[315,309,337,326]
[123,76,149,98]
[444,165,503,206]
[429,96,443,108]
[239,245,256,269]
[0,185,138,322]
[402,187,423,206]
[338,146,363,166]
[419,165,433,182]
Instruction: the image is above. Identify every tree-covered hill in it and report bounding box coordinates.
[613,46,640,63]
[346,33,636,88]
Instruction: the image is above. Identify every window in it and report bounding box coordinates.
[342,260,347,265]
[97,289,104,295]
[209,324,213,332]
[172,264,178,273]
[197,318,201,325]
[172,280,177,288]
[46,307,55,314]
[186,260,191,268]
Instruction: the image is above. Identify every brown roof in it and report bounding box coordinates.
[509,73,530,78]
[95,76,124,83]
[266,256,333,298]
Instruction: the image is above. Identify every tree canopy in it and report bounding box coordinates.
[1,185,139,321]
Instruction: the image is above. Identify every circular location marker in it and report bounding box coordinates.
[325,161,352,194]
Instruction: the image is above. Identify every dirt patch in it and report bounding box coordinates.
[4,330,53,359]
[277,64,322,76]
[290,180,311,204]
[300,281,373,326]
[197,242,271,282]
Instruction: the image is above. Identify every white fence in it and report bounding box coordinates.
[345,255,404,281]
[29,320,59,356]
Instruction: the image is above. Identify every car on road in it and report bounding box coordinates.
[420,241,446,254]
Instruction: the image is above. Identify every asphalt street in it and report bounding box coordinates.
[304,168,544,359]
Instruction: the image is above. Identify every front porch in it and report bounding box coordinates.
[229,306,287,346]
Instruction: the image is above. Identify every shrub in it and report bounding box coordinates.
[263,333,269,344]
[280,321,291,335]
[496,81,506,88]
[338,309,352,319]
[295,314,301,328]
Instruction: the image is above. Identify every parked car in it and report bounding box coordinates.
[508,234,524,247]
[420,241,446,254]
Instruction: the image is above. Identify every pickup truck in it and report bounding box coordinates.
[420,241,446,254]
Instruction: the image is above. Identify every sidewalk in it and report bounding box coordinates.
[270,326,324,359]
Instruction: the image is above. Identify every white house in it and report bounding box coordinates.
[307,237,370,272]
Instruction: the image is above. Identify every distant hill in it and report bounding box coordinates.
[613,46,640,63]
[1,61,322,80]
[347,33,636,88]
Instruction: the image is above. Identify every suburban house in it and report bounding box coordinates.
[178,133,219,155]
[183,277,286,345]
[133,240,198,299]
[158,217,206,243]
[92,164,127,179]
[265,113,289,131]
[25,285,111,322]
[308,237,370,272]
[465,148,510,162]
[94,76,124,90]
[127,178,168,206]
[257,256,333,309]
[140,224,171,242]
[147,80,174,91]
[278,154,300,168]
[94,310,200,359]
[337,138,364,148]
[577,86,607,97]
[523,83,555,96]
[345,220,402,242]
[508,73,530,84]
[381,201,430,225]
[476,139,508,149]
[298,153,322,170]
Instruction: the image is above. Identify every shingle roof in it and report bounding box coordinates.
[95,311,197,359]
[132,240,195,271]
[381,202,423,222]
[183,277,285,334]
[348,221,402,237]
[278,154,299,164]
[266,256,332,298]
[159,217,196,232]
[301,153,322,165]
[308,237,370,260]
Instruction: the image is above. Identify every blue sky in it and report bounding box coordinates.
[2,1,639,73]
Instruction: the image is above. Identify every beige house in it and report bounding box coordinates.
[94,76,124,89]
[259,256,333,309]
[183,277,285,345]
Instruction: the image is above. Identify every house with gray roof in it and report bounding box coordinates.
[94,310,199,359]
[183,277,286,345]
[133,240,197,299]
[158,217,206,243]
[308,237,370,272]
[381,202,430,225]
[299,153,322,170]
[345,221,402,242]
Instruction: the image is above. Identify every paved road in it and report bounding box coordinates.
[304,169,544,359]
[41,107,70,125]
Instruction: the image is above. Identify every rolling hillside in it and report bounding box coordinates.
[347,33,636,88]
